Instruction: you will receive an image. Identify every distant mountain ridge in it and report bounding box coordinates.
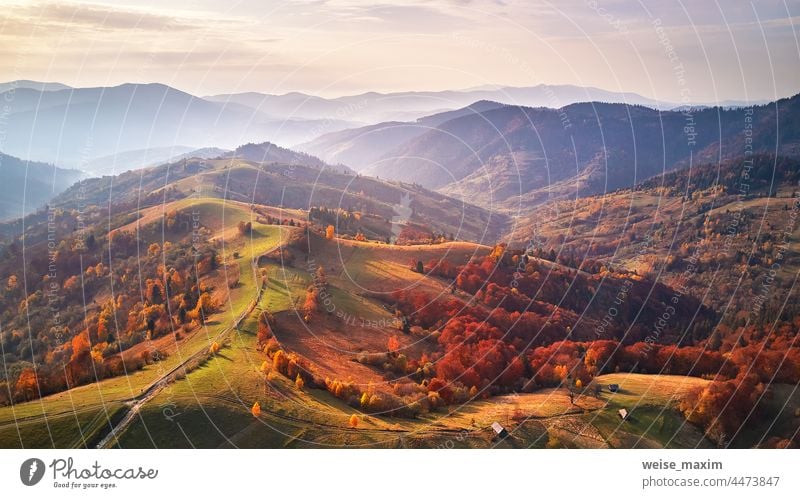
[206,84,678,126]
[301,94,800,210]
[0,80,71,93]
[0,78,794,194]
[0,83,357,171]
[0,152,83,220]
[84,146,229,175]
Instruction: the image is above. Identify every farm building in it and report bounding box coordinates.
[491,422,509,438]
[618,408,629,420]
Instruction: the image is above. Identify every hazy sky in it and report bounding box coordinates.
[1,0,798,102]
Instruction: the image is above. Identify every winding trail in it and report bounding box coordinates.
[96,259,266,448]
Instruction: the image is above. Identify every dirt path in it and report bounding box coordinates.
[96,260,266,448]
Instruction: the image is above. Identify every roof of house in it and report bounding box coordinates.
[491,422,506,434]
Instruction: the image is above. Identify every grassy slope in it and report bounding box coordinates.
[143,158,502,244]
[114,262,405,449]
[113,236,496,448]
[0,198,293,448]
[267,235,492,387]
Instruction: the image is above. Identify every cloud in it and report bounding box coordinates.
[0,1,232,33]
[0,0,796,102]
[294,0,483,32]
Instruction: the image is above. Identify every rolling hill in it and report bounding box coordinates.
[0,188,726,448]
[36,150,503,246]
[222,142,351,174]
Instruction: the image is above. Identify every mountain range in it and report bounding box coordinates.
[300,94,800,210]
[0,83,357,171]
[1,82,799,450]
[0,79,779,178]
[205,84,678,125]
[1,79,798,227]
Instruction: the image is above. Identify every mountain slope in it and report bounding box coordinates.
[509,153,800,317]
[296,121,429,172]
[0,152,83,220]
[296,101,507,171]
[344,94,800,208]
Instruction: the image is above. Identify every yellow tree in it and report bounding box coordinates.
[251,401,261,418]
[348,414,359,428]
[209,341,221,354]
[272,350,288,373]
[256,311,273,349]
[195,292,217,314]
[15,368,38,401]
[303,286,319,322]
[554,364,568,383]
[96,301,114,343]
[489,243,506,262]
[190,292,217,325]
[6,274,18,292]
[325,225,335,239]
[295,374,305,390]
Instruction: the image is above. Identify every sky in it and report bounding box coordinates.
[1,0,798,103]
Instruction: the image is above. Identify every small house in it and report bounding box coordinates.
[618,408,629,420]
[491,422,509,438]
[608,384,620,393]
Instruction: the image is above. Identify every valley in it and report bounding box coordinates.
[1,89,799,450]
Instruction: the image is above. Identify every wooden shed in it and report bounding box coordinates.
[491,422,509,438]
